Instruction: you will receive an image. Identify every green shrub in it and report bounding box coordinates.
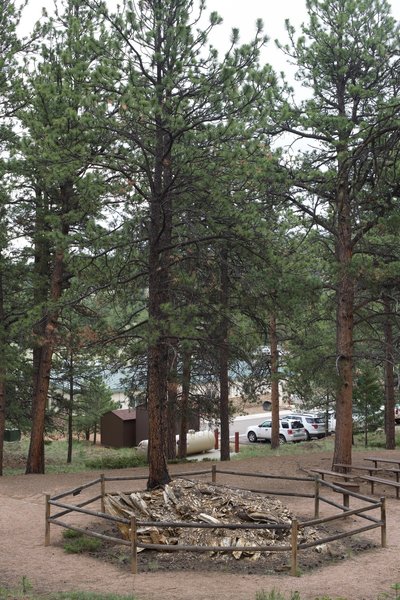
[62,528,82,539]
[255,591,300,600]
[84,451,147,470]
[0,587,137,600]
[55,594,137,600]
[62,530,102,554]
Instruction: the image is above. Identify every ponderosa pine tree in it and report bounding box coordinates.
[87,0,278,488]
[17,1,113,474]
[351,215,400,449]
[277,0,400,467]
[0,0,26,475]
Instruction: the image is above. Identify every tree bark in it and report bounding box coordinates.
[383,295,396,449]
[147,343,170,488]
[26,248,65,474]
[178,348,191,459]
[269,312,280,449]
[332,173,354,468]
[0,272,5,476]
[26,183,71,474]
[67,349,73,464]
[146,28,173,487]
[219,246,230,462]
[166,341,178,460]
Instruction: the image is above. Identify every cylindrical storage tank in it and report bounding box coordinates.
[137,430,215,456]
[184,430,215,454]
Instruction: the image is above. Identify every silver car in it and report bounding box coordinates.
[246,418,307,444]
[285,414,327,440]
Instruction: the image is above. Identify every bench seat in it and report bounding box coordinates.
[308,468,357,481]
[359,475,400,499]
[333,463,385,474]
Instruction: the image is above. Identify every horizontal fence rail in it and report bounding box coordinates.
[44,465,387,576]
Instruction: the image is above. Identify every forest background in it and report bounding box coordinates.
[0,0,399,488]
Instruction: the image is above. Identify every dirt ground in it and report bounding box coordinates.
[1,447,400,600]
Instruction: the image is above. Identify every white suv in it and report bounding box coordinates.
[285,414,326,440]
[246,418,307,444]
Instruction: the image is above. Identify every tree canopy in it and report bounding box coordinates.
[1,0,399,481]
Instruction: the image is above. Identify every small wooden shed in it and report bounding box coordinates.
[100,406,149,448]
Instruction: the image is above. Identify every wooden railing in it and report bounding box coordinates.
[44,466,386,576]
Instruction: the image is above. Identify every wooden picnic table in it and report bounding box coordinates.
[360,473,400,499]
[333,463,383,475]
[308,468,356,481]
[308,468,360,508]
[364,457,400,470]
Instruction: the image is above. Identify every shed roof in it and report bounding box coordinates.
[107,408,137,421]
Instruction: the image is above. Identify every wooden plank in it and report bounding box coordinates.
[308,468,356,481]
[291,519,298,577]
[45,494,51,546]
[361,475,400,487]
[332,481,360,491]
[364,457,400,469]
[332,481,360,509]
[333,463,384,474]
[360,475,400,498]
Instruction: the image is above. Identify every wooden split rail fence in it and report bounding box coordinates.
[44,465,386,576]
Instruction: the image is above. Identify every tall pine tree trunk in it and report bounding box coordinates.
[269,312,280,449]
[178,348,191,459]
[384,295,395,449]
[26,248,65,473]
[26,182,71,474]
[166,341,178,460]
[332,175,354,469]
[67,349,73,464]
[219,246,230,462]
[0,272,5,476]
[146,50,172,486]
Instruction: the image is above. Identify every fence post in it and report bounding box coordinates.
[45,494,51,546]
[380,497,387,548]
[314,476,320,518]
[100,473,105,513]
[212,464,217,484]
[234,432,239,453]
[290,519,299,576]
[130,516,138,574]
[214,428,219,450]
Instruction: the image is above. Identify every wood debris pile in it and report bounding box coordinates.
[104,478,320,559]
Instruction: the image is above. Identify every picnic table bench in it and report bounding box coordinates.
[359,474,400,499]
[332,461,400,498]
[308,468,360,508]
[333,463,388,476]
[308,468,356,481]
[364,456,400,470]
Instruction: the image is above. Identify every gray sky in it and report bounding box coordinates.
[205,0,312,66]
[21,0,400,87]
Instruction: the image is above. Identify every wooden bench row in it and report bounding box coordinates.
[309,465,400,499]
[308,468,360,508]
[364,457,400,470]
[333,463,387,475]
[308,468,356,481]
[360,475,400,499]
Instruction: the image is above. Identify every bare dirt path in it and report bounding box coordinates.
[1,448,400,600]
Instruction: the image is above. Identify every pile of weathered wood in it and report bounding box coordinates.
[104,478,320,559]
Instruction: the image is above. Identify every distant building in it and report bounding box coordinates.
[100,406,149,448]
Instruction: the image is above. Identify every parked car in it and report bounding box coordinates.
[285,414,326,440]
[246,418,307,444]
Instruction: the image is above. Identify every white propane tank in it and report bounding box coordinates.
[137,430,215,456]
[184,430,215,454]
